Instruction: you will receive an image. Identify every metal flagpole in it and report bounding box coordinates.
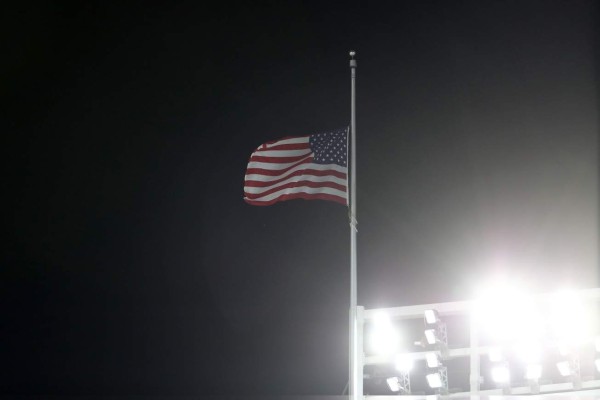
[349,51,360,400]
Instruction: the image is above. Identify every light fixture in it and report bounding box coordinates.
[370,311,398,355]
[386,377,401,392]
[474,281,531,343]
[555,354,581,387]
[491,365,510,384]
[423,309,447,353]
[426,372,443,389]
[424,309,440,325]
[515,341,541,364]
[526,364,542,380]
[557,361,572,377]
[395,353,413,373]
[424,329,437,345]
[426,352,441,368]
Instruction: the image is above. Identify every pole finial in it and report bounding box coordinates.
[349,51,357,68]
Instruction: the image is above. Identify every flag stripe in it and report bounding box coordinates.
[244,179,346,198]
[256,143,311,152]
[246,156,314,174]
[249,153,313,164]
[244,192,346,206]
[245,169,346,187]
[246,158,347,178]
[244,186,347,204]
[252,149,312,157]
[245,162,347,181]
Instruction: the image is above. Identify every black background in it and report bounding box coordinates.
[3,1,599,396]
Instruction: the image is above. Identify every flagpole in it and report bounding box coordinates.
[349,51,360,400]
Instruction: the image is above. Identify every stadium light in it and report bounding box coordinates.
[424,329,437,345]
[474,281,547,347]
[361,286,600,396]
[515,341,541,364]
[491,365,510,384]
[426,372,443,389]
[555,354,582,389]
[557,361,573,377]
[526,364,542,380]
[426,352,441,368]
[395,353,413,373]
[424,309,440,325]
[386,377,401,392]
[422,308,447,356]
[425,365,448,394]
[370,311,398,355]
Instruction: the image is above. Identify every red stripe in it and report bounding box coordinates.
[244,192,347,206]
[244,169,346,187]
[245,157,313,176]
[255,143,310,152]
[249,153,311,164]
[243,181,346,200]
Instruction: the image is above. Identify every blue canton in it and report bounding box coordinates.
[309,128,348,167]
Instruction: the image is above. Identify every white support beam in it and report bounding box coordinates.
[364,346,494,365]
[469,308,479,393]
[363,300,471,321]
[357,305,364,398]
[365,380,600,399]
[362,287,600,321]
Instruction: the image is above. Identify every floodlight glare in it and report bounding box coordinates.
[395,354,413,373]
[424,309,440,325]
[515,341,541,364]
[426,352,441,368]
[550,290,590,346]
[491,365,510,384]
[526,364,542,380]
[557,361,572,377]
[474,282,531,342]
[426,372,443,389]
[595,359,600,373]
[386,377,401,392]
[558,344,571,357]
[488,347,503,362]
[370,311,399,355]
[595,336,600,352]
[424,329,437,345]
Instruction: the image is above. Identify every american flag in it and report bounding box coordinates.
[244,128,348,206]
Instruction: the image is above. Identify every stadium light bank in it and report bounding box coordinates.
[359,287,600,399]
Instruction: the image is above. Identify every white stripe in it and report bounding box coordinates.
[245,162,347,181]
[245,186,347,202]
[252,149,312,158]
[244,174,347,194]
[246,154,313,170]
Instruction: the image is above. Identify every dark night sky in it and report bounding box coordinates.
[3,0,599,396]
